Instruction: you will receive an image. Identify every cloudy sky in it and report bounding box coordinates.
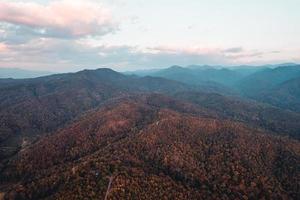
[0,0,299,72]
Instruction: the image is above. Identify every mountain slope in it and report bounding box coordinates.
[2,68,300,166]
[255,77,300,112]
[151,65,242,87]
[0,69,195,162]
[1,95,299,199]
[128,65,243,95]
[236,65,300,97]
[173,91,300,139]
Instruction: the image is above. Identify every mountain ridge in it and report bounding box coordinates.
[0,66,300,200]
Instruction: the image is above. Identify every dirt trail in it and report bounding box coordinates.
[104,176,114,200]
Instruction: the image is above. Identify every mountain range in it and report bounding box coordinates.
[0,68,54,79]
[0,64,299,199]
[128,64,300,112]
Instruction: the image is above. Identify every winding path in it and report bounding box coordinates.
[104,176,114,200]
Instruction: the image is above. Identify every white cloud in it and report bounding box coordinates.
[0,0,118,39]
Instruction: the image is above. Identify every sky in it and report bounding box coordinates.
[0,0,299,72]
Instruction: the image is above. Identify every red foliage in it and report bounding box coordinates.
[1,97,299,199]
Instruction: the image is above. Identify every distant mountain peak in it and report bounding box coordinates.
[76,68,125,79]
[168,65,185,70]
[187,65,215,70]
[277,62,299,67]
[80,67,119,74]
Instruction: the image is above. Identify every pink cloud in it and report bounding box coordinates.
[0,42,9,52]
[0,0,117,38]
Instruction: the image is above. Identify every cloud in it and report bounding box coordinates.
[223,47,243,53]
[144,45,223,55]
[0,35,289,71]
[0,41,290,71]
[0,0,117,39]
[0,40,233,71]
[270,50,281,54]
[226,52,264,60]
[0,42,8,52]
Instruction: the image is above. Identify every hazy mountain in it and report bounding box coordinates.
[186,64,217,70]
[138,65,243,88]
[124,68,161,76]
[0,68,54,79]
[236,65,300,97]
[127,64,299,86]
[229,66,267,76]
[255,77,300,112]
[126,65,269,92]
[263,63,300,68]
